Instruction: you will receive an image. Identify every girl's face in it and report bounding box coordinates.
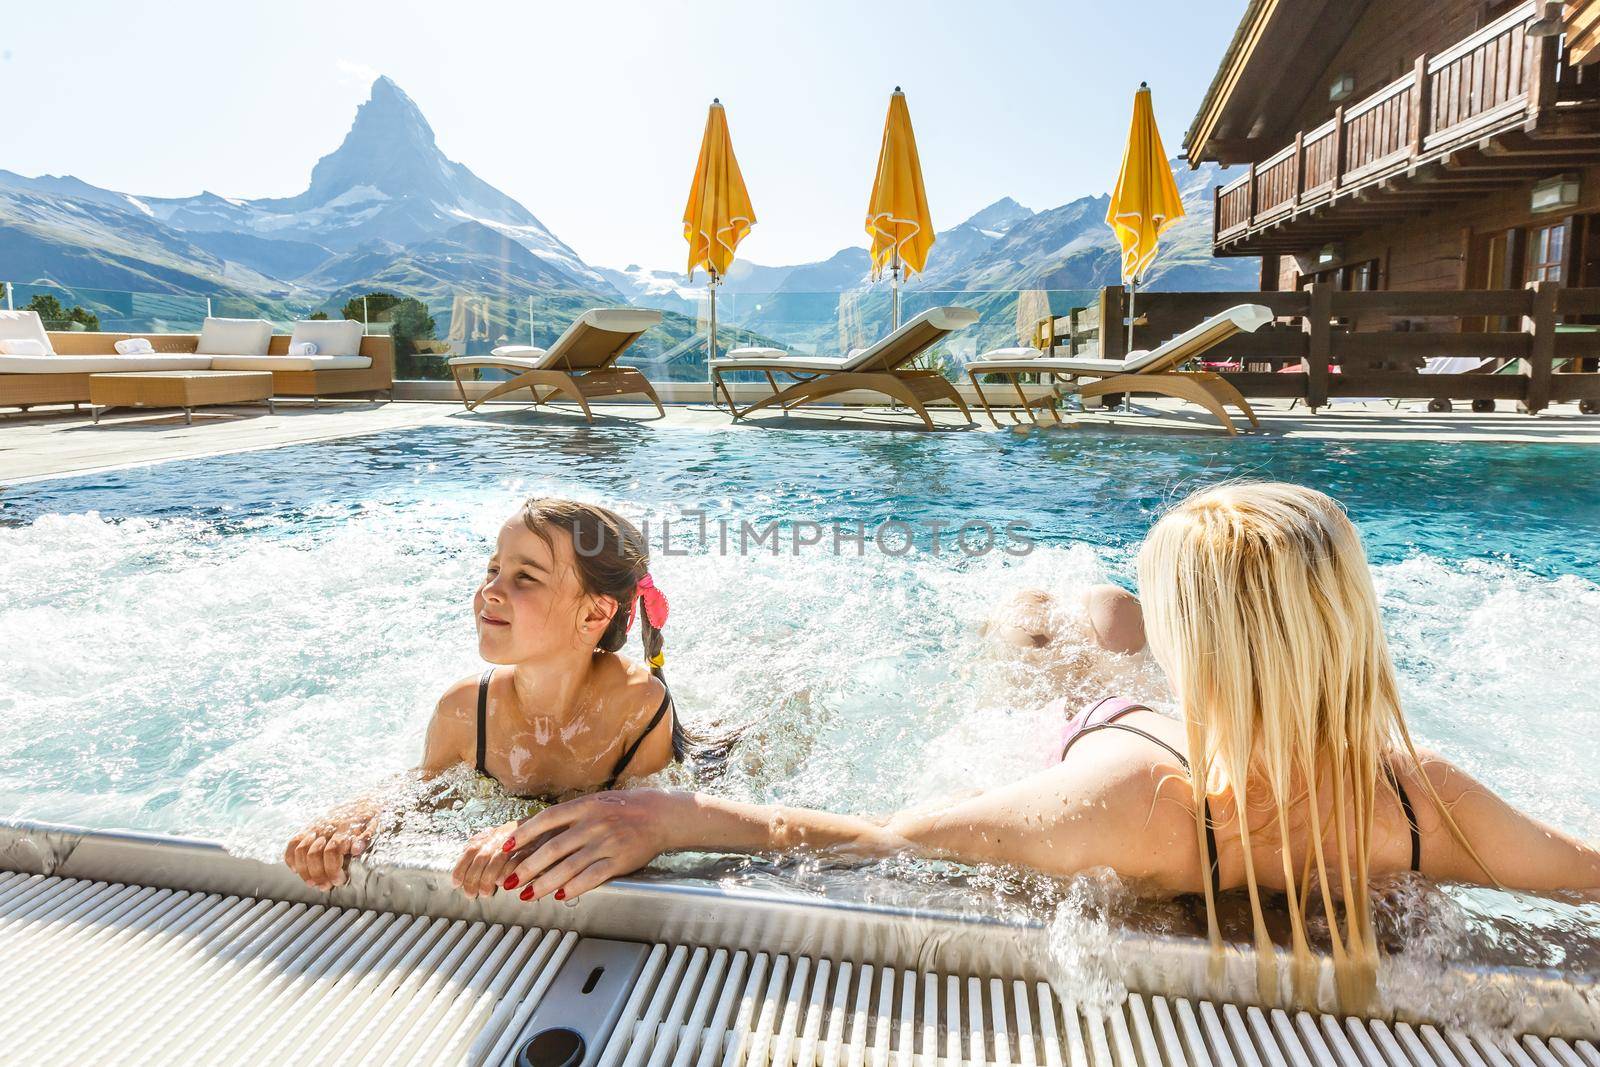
[474,518,618,664]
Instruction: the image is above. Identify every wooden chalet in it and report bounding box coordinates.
[1008,0,1597,416]
[1186,0,1600,296]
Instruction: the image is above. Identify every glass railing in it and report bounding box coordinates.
[1,280,1099,383]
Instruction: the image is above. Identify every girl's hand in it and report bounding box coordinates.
[283,809,380,890]
[450,820,522,899]
[499,790,678,902]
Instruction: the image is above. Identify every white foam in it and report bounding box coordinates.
[0,498,1596,974]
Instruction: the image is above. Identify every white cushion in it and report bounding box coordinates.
[114,338,155,355]
[289,318,363,357]
[0,338,49,357]
[207,354,371,372]
[979,346,1044,361]
[452,354,542,371]
[711,355,853,372]
[197,317,272,356]
[0,354,212,373]
[0,310,53,354]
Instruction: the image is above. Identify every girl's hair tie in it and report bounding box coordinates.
[627,573,670,631]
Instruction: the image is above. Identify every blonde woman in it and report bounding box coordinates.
[490,483,1600,1005]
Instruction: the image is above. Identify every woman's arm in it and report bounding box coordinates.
[494,789,889,901]
[284,678,476,890]
[501,744,1196,900]
[1414,751,1600,894]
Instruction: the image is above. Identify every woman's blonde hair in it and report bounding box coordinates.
[1135,482,1488,1009]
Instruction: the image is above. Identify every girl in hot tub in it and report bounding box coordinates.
[283,497,695,897]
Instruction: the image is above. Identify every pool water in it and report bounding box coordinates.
[1,421,1597,958]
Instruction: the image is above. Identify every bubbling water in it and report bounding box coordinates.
[2,427,1599,1014]
[3,500,1593,851]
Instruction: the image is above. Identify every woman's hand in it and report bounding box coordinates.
[450,819,530,899]
[499,789,679,902]
[283,808,380,890]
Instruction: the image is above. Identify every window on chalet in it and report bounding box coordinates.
[1528,221,1569,284]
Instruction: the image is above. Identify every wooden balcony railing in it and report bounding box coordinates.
[1214,2,1558,243]
[1039,282,1600,414]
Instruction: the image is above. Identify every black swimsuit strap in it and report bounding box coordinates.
[475,668,493,776]
[604,688,673,790]
[1384,764,1423,873]
[1066,719,1222,901]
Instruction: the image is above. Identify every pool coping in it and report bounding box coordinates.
[2,819,1594,1037]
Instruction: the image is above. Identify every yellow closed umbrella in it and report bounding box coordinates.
[683,98,756,377]
[1106,81,1185,352]
[866,87,933,329]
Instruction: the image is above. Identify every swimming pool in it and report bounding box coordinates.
[1,421,1597,946]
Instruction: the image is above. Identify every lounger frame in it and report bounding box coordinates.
[448,311,664,423]
[450,362,663,421]
[967,306,1270,434]
[709,308,978,429]
[971,366,1260,434]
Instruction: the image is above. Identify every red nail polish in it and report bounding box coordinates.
[502,874,519,891]
[519,887,534,901]
[554,889,565,901]
[502,838,516,853]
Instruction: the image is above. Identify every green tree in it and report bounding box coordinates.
[24,294,99,331]
[307,311,329,321]
[341,291,435,359]
[25,294,65,322]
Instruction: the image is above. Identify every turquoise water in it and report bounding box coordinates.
[0,422,1597,879]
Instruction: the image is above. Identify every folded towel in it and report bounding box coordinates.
[489,345,547,359]
[287,341,319,357]
[0,339,48,357]
[114,338,155,355]
[977,346,1044,361]
[725,347,789,360]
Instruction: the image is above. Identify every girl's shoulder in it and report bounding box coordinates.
[419,673,488,773]
[591,651,667,704]
[436,671,489,722]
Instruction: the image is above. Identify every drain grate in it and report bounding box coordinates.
[0,869,1594,1066]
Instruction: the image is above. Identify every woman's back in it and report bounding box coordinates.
[1072,708,1600,898]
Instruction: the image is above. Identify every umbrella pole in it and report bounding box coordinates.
[707,272,719,386]
[891,249,901,332]
[1127,274,1136,355]
[886,250,905,414]
[1124,275,1138,413]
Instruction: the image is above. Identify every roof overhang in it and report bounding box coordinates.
[1184,0,1374,166]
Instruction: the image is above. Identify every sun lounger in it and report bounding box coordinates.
[708,306,979,429]
[965,304,1274,434]
[447,308,664,421]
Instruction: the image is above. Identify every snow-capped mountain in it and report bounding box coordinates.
[134,77,607,289]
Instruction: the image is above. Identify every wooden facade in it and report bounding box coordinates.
[1186,0,1600,299]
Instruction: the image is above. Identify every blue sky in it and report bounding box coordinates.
[0,0,1246,270]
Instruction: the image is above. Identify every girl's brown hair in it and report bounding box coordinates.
[520,497,732,770]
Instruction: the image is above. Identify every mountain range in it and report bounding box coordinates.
[0,76,1256,370]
